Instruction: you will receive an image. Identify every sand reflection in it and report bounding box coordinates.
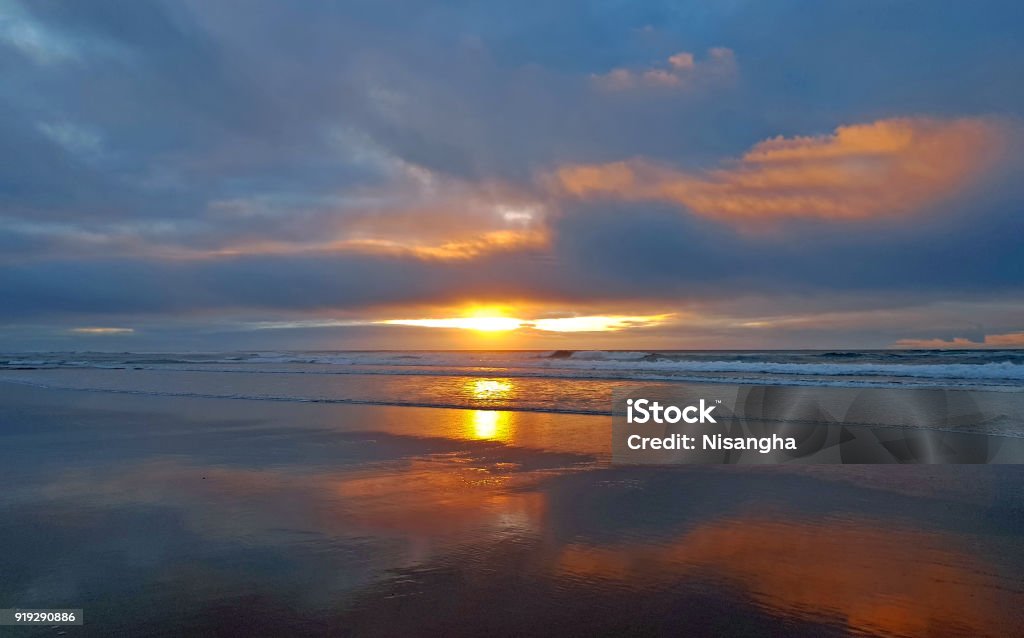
[556,514,1022,637]
[462,378,517,441]
[469,410,512,440]
[330,458,546,538]
[31,453,549,559]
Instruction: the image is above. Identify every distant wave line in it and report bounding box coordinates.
[4,352,1024,382]
[2,361,1024,388]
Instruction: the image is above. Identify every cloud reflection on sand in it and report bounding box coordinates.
[23,450,1024,636]
[28,455,552,548]
[555,514,1021,637]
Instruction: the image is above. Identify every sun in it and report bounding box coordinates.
[381,316,521,332]
[454,316,522,332]
[456,306,521,332]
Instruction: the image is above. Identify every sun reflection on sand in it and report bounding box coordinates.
[471,410,501,438]
[464,378,516,440]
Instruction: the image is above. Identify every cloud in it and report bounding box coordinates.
[895,331,1024,348]
[332,231,549,261]
[70,326,134,335]
[36,120,103,159]
[0,144,551,262]
[0,2,79,64]
[591,47,736,91]
[554,117,1013,222]
[200,166,552,261]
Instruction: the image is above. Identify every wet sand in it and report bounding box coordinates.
[1,382,1022,637]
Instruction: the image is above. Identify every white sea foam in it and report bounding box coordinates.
[239,350,1024,382]
[3,350,1024,385]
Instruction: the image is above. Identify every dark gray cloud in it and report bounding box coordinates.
[2,193,1021,319]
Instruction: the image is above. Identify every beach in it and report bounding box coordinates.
[6,2,1024,634]
[2,360,1023,636]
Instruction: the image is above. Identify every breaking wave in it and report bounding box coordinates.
[2,349,1024,388]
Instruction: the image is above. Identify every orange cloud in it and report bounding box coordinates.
[555,117,1011,222]
[336,228,549,260]
[895,331,1024,348]
[207,172,551,260]
[207,229,548,261]
[591,47,736,91]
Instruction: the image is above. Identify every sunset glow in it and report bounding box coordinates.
[382,316,523,332]
[381,313,671,333]
[532,315,671,332]
[70,327,135,335]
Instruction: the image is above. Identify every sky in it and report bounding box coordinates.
[1,0,1023,351]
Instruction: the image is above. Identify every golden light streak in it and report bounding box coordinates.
[383,316,524,332]
[380,313,670,333]
[531,314,671,332]
[895,331,1024,348]
[70,327,134,334]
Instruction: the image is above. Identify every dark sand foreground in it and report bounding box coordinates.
[2,382,1023,637]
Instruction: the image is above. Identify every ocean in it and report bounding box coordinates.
[2,351,1023,636]
[2,349,1023,416]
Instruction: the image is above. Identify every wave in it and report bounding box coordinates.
[3,350,1024,384]
[0,377,605,416]
[541,359,1024,382]
[2,367,1022,396]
